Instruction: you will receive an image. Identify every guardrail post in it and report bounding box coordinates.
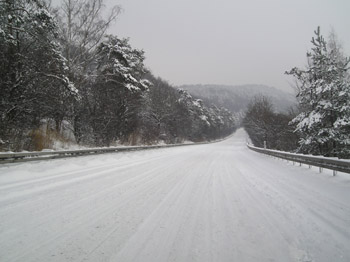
[319,167,323,173]
[333,170,337,176]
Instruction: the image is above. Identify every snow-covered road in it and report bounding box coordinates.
[1,129,350,262]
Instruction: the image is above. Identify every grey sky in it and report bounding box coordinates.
[108,0,350,92]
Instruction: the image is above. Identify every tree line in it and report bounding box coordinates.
[0,0,236,151]
[244,27,350,158]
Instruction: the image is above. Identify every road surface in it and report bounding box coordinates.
[0,129,349,262]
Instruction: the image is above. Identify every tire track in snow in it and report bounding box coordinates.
[0,151,198,262]
[111,154,214,262]
[0,129,350,262]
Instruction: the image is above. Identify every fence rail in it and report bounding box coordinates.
[0,142,206,164]
[247,144,350,175]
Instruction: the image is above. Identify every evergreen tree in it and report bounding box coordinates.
[91,35,150,145]
[286,27,350,157]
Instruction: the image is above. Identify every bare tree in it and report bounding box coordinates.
[243,96,298,151]
[56,0,121,73]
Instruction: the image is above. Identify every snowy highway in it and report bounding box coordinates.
[0,129,350,262]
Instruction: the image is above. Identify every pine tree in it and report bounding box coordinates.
[286,27,350,157]
[91,35,151,145]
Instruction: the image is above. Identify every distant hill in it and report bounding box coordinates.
[179,84,297,113]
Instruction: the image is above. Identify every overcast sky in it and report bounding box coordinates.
[105,0,350,93]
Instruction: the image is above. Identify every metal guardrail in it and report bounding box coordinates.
[0,139,218,164]
[247,144,350,175]
[0,145,156,164]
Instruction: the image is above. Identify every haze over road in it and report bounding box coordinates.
[1,129,349,262]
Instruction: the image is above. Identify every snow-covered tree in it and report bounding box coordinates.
[142,76,180,143]
[90,35,151,145]
[177,89,236,141]
[0,1,237,150]
[0,0,77,150]
[286,27,350,157]
[53,0,120,144]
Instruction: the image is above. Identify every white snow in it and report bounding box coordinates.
[0,129,349,262]
[125,83,140,92]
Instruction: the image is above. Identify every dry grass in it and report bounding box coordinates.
[29,128,71,151]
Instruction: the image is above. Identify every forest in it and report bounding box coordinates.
[0,0,236,151]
